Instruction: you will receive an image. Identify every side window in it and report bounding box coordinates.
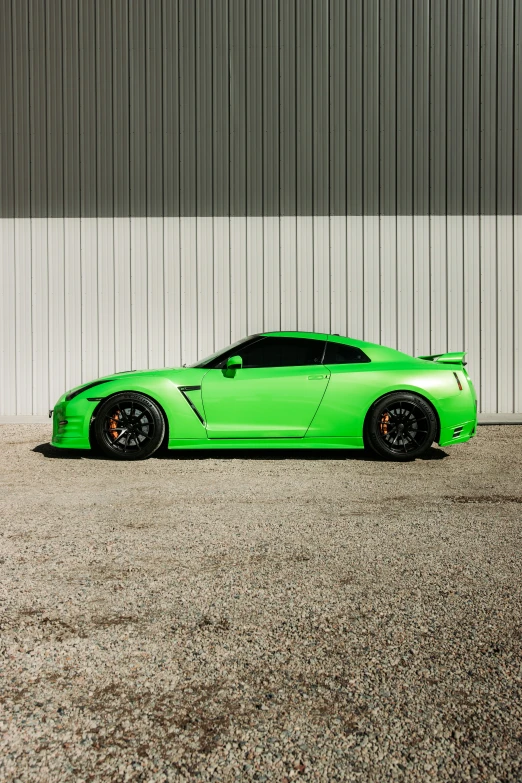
[323,342,371,364]
[240,337,326,368]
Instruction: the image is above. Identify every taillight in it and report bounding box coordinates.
[453,371,463,391]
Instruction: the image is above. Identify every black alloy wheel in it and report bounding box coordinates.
[365,392,437,461]
[93,392,165,460]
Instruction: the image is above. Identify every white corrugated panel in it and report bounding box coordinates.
[31,219,49,415]
[363,215,380,344]
[346,216,364,341]
[64,218,82,389]
[480,215,498,413]
[113,217,132,373]
[263,215,281,332]
[396,216,414,356]
[380,215,398,349]
[0,219,16,415]
[296,216,314,332]
[330,215,348,337]
[97,217,115,377]
[497,215,514,413]
[0,215,521,416]
[515,218,522,413]
[147,216,166,369]
[279,216,297,330]
[412,215,431,357]
[430,215,448,355]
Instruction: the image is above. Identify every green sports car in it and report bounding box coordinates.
[50,331,477,461]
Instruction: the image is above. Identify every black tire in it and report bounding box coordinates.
[365,392,437,461]
[93,392,165,460]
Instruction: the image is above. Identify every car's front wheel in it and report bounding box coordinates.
[93,393,165,460]
[365,392,437,461]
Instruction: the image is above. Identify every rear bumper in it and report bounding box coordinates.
[438,419,477,447]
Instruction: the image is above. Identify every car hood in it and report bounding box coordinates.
[64,366,207,398]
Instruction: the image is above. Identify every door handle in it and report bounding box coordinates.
[308,374,327,380]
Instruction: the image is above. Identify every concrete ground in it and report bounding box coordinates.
[0,425,521,782]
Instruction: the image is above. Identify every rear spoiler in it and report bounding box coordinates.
[417,351,467,367]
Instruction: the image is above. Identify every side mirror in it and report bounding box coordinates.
[226,355,243,370]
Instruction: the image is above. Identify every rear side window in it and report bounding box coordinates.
[323,342,371,364]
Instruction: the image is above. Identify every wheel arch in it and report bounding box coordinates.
[89,390,170,449]
[363,389,441,444]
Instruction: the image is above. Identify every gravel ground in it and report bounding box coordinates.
[1,425,521,782]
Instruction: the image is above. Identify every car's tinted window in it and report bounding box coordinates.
[191,336,262,368]
[239,336,326,368]
[323,342,371,364]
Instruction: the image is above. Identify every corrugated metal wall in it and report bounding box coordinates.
[0,0,521,416]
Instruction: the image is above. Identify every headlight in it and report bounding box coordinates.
[65,380,111,401]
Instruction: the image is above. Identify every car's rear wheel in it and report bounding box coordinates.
[94,393,165,460]
[365,392,437,461]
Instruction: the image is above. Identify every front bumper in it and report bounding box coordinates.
[50,396,95,449]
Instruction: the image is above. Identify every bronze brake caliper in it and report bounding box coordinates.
[109,411,121,439]
[380,412,390,436]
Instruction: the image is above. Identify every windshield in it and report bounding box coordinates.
[188,335,261,368]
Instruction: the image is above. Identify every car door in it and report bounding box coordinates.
[201,336,330,438]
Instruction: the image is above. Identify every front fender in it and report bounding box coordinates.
[51,370,209,449]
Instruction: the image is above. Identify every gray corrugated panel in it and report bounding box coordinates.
[446,0,464,214]
[497,0,515,215]
[480,0,497,214]
[229,0,247,217]
[1,0,522,219]
[430,0,447,216]
[146,0,164,216]
[296,0,313,217]
[0,0,14,218]
[245,0,263,216]
[279,0,296,217]
[412,0,429,216]
[163,0,180,217]
[180,0,197,217]
[212,0,229,217]
[96,0,113,215]
[330,0,347,216]
[29,0,48,216]
[196,0,213,216]
[46,0,63,217]
[312,0,329,216]
[380,0,397,215]
[129,0,147,217]
[262,0,279,217]
[515,0,522,216]
[62,0,80,218]
[346,0,363,215]
[363,0,379,216]
[112,0,130,217]
[396,0,413,216]
[11,0,32,411]
[79,0,97,217]
[463,0,480,215]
